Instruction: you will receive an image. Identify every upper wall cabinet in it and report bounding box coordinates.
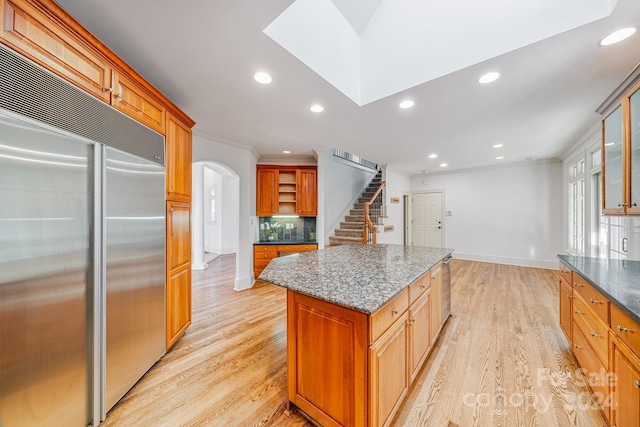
[256,165,317,217]
[166,113,192,202]
[599,66,640,215]
[1,0,112,103]
[112,72,165,134]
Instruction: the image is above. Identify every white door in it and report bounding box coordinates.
[412,192,443,247]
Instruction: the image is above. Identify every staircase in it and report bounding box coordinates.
[329,171,384,246]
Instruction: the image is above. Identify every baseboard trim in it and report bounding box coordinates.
[453,252,559,270]
[234,274,254,291]
[192,262,209,271]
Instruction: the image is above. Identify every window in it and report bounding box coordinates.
[568,158,585,255]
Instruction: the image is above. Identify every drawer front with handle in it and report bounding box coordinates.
[573,274,610,324]
[408,271,430,305]
[572,323,611,419]
[612,304,640,357]
[369,288,409,345]
[573,293,609,366]
[559,261,573,286]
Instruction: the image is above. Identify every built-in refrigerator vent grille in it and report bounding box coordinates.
[0,44,165,165]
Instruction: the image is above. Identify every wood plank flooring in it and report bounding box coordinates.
[102,255,608,427]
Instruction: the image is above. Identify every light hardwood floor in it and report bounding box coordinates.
[102,255,608,427]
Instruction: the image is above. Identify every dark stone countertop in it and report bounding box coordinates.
[259,244,453,314]
[558,255,640,325]
[254,240,318,246]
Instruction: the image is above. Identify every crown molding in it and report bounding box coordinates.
[192,127,262,159]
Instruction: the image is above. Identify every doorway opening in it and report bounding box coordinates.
[411,191,444,248]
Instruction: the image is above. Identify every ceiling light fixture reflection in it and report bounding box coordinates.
[604,142,616,146]
[428,154,438,159]
[479,72,500,84]
[493,144,504,148]
[254,72,272,84]
[399,100,414,109]
[310,104,324,113]
[283,150,291,154]
[440,163,448,168]
[599,28,636,46]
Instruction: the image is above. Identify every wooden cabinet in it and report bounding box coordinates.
[1,0,112,103]
[369,313,409,427]
[559,275,573,345]
[296,168,317,216]
[286,264,450,427]
[407,289,430,383]
[254,244,317,278]
[429,262,442,344]
[166,201,191,348]
[112,71,165,134]
[256,167,278,216]
[256,165,317,216]
[611,332,640,427]
[166,113,192,202]
[599,66,640,215]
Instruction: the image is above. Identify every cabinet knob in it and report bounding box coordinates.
[391,309,398,315]
[169,208,174,213]
[115,93,123,100]
[420,284,426,289]
[574,310,582,315]
[617,325,629,332]
[589,332,600,338]
[590,375,600,382]
[574,344,583,349]
[574,283,584,287]
[566,295,572,299]
[168,189,173,194]
[633,203,638,207]
[589,298,602,304]
[104,87,113,93]
[635,379,640,389]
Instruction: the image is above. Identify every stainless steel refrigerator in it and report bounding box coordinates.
[0,44,166,427]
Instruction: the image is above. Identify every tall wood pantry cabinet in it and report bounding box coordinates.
[0,0,195,350]
[598,64,640,215]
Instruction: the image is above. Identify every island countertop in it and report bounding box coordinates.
[258,244,453,314]
[558,255,640,325]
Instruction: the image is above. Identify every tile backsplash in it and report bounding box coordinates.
[258,217,316,242]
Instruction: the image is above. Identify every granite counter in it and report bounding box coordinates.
[258,244,453,314]
[558,255,640,325]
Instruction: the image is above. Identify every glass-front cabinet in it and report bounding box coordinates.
[600,70,640,216]
[603,106,625,214]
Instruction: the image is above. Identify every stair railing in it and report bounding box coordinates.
[363,181,386,244]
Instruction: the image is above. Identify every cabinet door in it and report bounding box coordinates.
[166,266,191,348]
[296,168,317,216]
[166,113,192,202]
[256,168,278,216]
[430,263,443,344]
[629,85,640,215]
[408,290,430,383]
[559,277,573,345]
[1,0,112,103]
[113,71,165,134]
[603,106,626,215]
[611,336,640,427]
[369,314,409,427]
[167,202,191,273]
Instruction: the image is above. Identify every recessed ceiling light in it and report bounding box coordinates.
[440,163,448,168]
[428,154,438,159]
[479,72,500,84]
[493,144,504,148]
[254,72,272,84]
[399,100,414,109]
[283,150,291,154]
[310,104,324,113]
[496,156,504,160]
[599,28,636,46]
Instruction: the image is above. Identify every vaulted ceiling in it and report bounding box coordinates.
[56,0,640,175]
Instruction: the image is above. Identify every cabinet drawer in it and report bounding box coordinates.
[408,271,430,305]
[573,274,609,324]
[611,304,640,357]
[572,323,611,419]
[254,252,277,260]
[559,261,573,286]
[573,293,609,366]
[276,244,315,253]
[369,288,409,344]
[254,245,278,255]
[254,258,272,271]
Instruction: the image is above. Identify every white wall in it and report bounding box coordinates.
[192,131,256,290]
[322,150,377,243]
[376,167,411,244]
[411,161,563,269]
[203,166,222,253]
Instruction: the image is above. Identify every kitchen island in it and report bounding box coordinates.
[259,244,453,427]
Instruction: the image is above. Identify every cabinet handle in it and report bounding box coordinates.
[392,309,398,315]
[589,298,602,304]
[574,283,584,287]
[575,344,583,349]
[169,208,174,213]
[618,203,628,207]
[104,87,113,93]
[617,325,629,332]
[635,379,640,389]
[574,310,583,315]
[590,375,600,382]
[168,189,173,194]
[407,317,415,325]
[566,295,572,299]
[115,93,123,100]
[590,332,600,338]
[420,284,426,289]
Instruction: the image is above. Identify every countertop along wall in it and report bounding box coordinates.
[411,160,563,269]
